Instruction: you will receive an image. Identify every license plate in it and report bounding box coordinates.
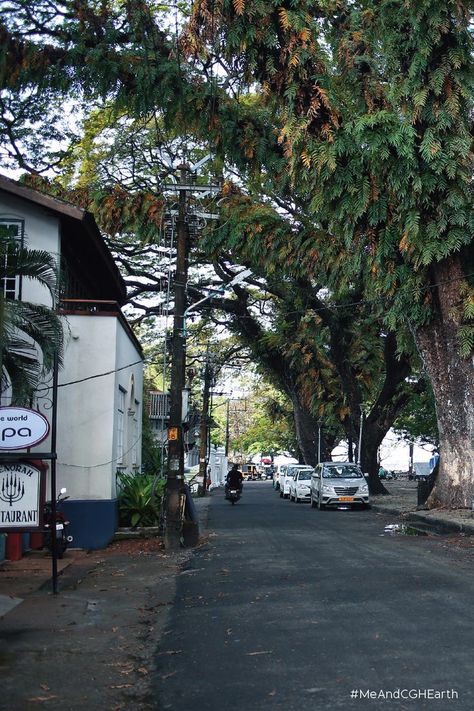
[338,496,354,502]
[56,523,64,530]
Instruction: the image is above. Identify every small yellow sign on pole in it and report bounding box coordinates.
[168,427,179,441]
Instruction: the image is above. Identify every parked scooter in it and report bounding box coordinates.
[44,488,73,558]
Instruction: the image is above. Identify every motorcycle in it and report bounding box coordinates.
[225,488,241,505]
[43,487,73,558]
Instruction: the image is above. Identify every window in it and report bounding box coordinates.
[0,220,24,300]
[132,399,139,466]
[117,387,126,465]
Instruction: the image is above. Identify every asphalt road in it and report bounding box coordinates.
[154,481,474,711]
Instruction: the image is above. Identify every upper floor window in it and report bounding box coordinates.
[0,219,24,300]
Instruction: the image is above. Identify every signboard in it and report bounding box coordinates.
[168,427,179,441]
[0,462,44,531]
[0,407,50,450]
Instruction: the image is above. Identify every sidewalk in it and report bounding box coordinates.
[370,478,474,534]
[0,496,212,711]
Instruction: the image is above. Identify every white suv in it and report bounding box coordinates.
[310,462,369,509]
[289,467,314,502]
[279,464,298,498]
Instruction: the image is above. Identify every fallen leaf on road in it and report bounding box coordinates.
[119,667,134,675]
[39,684,50,691]
[27,695,59,702]
[161,671,177,680]
[136,667,149,675]
[109,684,134,689]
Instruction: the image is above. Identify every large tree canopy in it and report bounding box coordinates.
[0,0,472,506]
[189,0,474,506]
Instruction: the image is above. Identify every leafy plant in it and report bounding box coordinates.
[116,472,165,528]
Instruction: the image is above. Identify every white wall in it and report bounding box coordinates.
[0,194,60,308]
[1,192,144,503]
[54,315,117,499]
[113,317,144,497]
[51,314,143,500]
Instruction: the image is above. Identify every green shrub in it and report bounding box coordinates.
[116,472,165,528]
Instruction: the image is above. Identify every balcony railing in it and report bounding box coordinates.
[149,392,170,419]
[60,299,120,314]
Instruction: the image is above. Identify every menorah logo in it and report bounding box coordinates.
[0,473,25,506]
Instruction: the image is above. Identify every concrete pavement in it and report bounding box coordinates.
[370,478,474,534]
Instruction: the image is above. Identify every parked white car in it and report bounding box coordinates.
[279,464,298,498]
[310,462,369,509]
[289,468,314,502]
[280,464,312,499]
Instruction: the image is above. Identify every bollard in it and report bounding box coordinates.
[5,533,22,561]
[29,532,44,550]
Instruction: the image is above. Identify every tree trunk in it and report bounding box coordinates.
[291,393,319,465]
[360,421,389,495]
[415,256,474,508]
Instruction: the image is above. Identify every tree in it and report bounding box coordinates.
[230,389,299,460]
[2,1,472,506]
[188,0,474,507]
[0,227,63,404]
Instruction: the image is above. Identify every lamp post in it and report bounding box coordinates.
[317,421,322,465]
[357,405,366,466]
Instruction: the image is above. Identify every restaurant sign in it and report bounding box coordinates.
[0,462,44,531]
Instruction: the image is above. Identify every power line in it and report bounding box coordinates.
[35,359,144,394]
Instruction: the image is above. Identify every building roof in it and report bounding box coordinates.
[0,174,127,305]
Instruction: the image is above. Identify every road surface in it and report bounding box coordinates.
[153,481,474,710]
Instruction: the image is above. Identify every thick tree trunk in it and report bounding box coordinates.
[360,422,389,495]
[415,256,474,508]
[352,331,412,494]
[291,393,319,466]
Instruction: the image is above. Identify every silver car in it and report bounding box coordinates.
[310,462,369,509]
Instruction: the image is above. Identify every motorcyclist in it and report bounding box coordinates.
[225,464,243,497]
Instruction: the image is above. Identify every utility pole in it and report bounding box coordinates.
[165,166,189,550]
[225,399,230,458]
[162,161,225,545]
[198,347,212,495]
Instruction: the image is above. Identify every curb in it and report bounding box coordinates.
[371,502,474,536]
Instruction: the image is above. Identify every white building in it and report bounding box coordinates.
[0,174,144,549]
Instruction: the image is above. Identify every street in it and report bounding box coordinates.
[154,481,474,710]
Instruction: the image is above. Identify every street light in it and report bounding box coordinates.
[357,404,368,465]
[183,269,253,335]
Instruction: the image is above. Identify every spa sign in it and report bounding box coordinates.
[0,407,50,450]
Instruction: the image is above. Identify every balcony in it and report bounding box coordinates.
[149,391,171,420]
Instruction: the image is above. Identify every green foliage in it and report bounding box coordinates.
[393,382,439,447]
[0,228,64,403]
[229,385,299,458]
[141,408,163,475]
[116,472,165,528]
